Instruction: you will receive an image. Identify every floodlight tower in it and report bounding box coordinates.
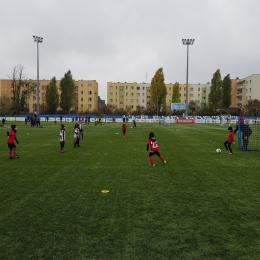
[33,35,43,115]
[182,39,195,117]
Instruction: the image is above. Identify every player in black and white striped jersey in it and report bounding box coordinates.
[74,124,80,148]
[78,120,84,140]
[60,124,66,153]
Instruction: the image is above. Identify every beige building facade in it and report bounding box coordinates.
[107,77,254,111]
[0,79,98,113]
[236,74,260,108]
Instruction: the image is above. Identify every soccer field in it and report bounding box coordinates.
[0,121,260,260]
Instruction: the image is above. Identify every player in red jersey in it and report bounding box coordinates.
[6,125,19,159]
[146,132,166,166]
[224,126,235,155]
[122,123,127,138]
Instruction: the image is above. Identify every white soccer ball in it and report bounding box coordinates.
[216,148,221,154]
[131,126,132,128]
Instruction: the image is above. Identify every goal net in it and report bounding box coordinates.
[237,118,260,151]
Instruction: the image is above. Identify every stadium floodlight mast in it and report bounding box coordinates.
[182,39,195,117]
[33,35,43,115]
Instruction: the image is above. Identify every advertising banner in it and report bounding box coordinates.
[175,119,194,124]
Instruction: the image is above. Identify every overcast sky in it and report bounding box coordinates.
[1,0,260,101]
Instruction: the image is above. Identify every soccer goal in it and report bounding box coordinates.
[237,118,260,151]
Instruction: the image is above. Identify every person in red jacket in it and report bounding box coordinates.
[7,125,19,159]
[146,132,166,166]
[122,123,127,138]
[224,126,235,155]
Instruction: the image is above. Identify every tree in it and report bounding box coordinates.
[208,69,222,110]
[222,74,232,108]
[0,95,13,115]
[172,82,181,103]
[59,70,75,113]
[8,64,34,114]
[189,100,200,115]
[99,104,114,114]
[46,77,59,113]
[150,68,167,115]
[243,99,260,116]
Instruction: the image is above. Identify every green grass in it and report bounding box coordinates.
[0,121,260,260]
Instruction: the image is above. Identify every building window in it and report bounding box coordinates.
[110,86,113,90]
[190,88,193,91]
[120,102,123,104]
[198,88,200,91]
[143,87,145,90]
[130,99,134,102]
[81,84,83,87]
[75,93,78,97]
[109,99,113,103]
[137,93,140,96]
[81,104,83,107]
[88,104,92,108]
[109,92,113,96]
[137,99,139,103]
[88,98,92,101]
[249,88,251,93]
[115,99,117,102]
[88,91,92,95]
[131,86,134,90]
[130,93,134,96]
[142,99,145,103]
[81,98,83,101]
[120,95,123,98]
[88,84,92,88]
[198,94,200,97]
[126,93,128,96]
[249,96,251,100]
[126,86,128,90]
[169,87,171,90]
[179,88,181,91]
[81,91,83,94]
[137,87,140,90]
[75,87,78,91]
[190,94,193,97]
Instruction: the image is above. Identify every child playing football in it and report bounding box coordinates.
[224,126,235,155]
[60,124,66,153]
[122,123,127,138]
[7,125,19,159]
[146,132,166,166]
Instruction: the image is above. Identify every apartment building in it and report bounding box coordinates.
[0,79,99,113]
[236,74,260,108]
[107,76,260,112]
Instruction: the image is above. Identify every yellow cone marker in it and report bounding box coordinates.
[101,190,109,193]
